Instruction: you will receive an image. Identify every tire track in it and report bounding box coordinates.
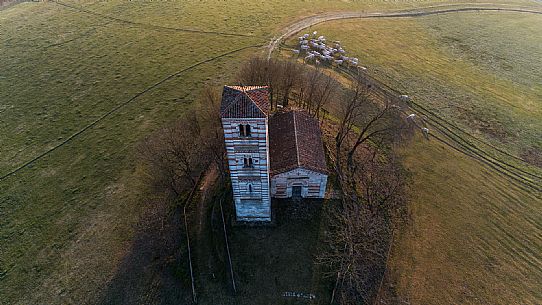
[52,0,256,38]
[0,43,264,182]
[334,61,541,181]
[336,66,541,193]
[267,4,542,192]
[267,3,542,58]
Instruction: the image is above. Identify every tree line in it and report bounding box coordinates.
[138,56,414,304]
[238,57,414,304]
[137,88,225,202]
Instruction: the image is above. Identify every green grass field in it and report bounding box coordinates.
[301,13,542,162]
[296,12,542,304]
[1,1,541,304]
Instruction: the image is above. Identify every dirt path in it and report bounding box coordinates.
[267,3,542,58]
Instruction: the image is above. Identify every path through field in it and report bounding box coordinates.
[267,3,542,58]
[268,4,542,304]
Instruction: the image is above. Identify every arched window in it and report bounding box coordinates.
[245,124,251,136]
[243,157,253,168]
[238,124,245,136]
[248,184,253,193]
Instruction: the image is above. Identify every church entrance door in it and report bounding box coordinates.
[292,186,302,199]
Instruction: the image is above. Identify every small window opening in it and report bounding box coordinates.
[239,124,245,137]
[248,184,253,193]
[243,157,253,168]
[245,124,251,136]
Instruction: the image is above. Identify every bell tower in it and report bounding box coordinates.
[220,85,271,222]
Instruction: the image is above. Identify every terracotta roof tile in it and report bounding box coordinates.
[269,109,328,176]
[220,85,270,118]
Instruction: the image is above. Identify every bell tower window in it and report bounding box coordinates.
[239,124,251,137]
[243,157,254,168]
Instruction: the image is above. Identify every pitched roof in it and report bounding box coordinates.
[269,109,328,176]
[220,85,270,118]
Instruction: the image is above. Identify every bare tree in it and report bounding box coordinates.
[334,76,370,176]
[138,114,205,199]
[322,73,412,305]
[237,57,337,113]
[237,57,282,109]
[277,60,302,107]
[196,86,227,181]
[312,70,337,118]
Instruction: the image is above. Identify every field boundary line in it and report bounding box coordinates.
[43,20,113,49]
[0,43,264,182]
[51,0,257,38]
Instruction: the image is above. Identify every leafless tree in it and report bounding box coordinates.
[138,115,205,199]
[237,57,338,113]
[137,86,227,199]
[196,86,227,181]
[237,57,274,106]
[322,73,412,305]
[334,76,370,178]
[311,70,337,118]
[278,60,302,107]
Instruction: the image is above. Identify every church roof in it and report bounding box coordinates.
[220,85,270,118]
[269,109,328,176]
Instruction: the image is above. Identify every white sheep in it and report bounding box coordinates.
[399,95,411,102]
[304,54,315,62]
[422,127,430,137]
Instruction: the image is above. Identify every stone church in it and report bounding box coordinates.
[220,85,328,222]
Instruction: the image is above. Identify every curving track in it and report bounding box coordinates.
[267,3,542,193]
[267,3,542,58]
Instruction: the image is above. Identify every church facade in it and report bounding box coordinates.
[220,85,328,222]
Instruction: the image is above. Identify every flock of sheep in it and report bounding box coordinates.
[292,32,429,137]
[293,32,365,70]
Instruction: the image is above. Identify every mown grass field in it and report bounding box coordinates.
[1,0,541,304]
[298,12,542,304]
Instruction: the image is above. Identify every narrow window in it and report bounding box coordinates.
[245,124,251,137]
[239,124,245,137]
[243,157,253,168]
[248,184,253,193]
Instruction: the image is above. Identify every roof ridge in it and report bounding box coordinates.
[293,111,300,167]
[243,87,267,117]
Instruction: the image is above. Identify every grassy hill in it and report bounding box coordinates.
[1,1,540,304]
[297,11,541,304]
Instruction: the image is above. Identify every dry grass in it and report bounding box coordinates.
[291,12,542,304]
[1,1,540,304]
[394,135,541,304]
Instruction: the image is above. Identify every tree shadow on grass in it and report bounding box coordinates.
[97,203,192,305]
[226,199,333,305]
